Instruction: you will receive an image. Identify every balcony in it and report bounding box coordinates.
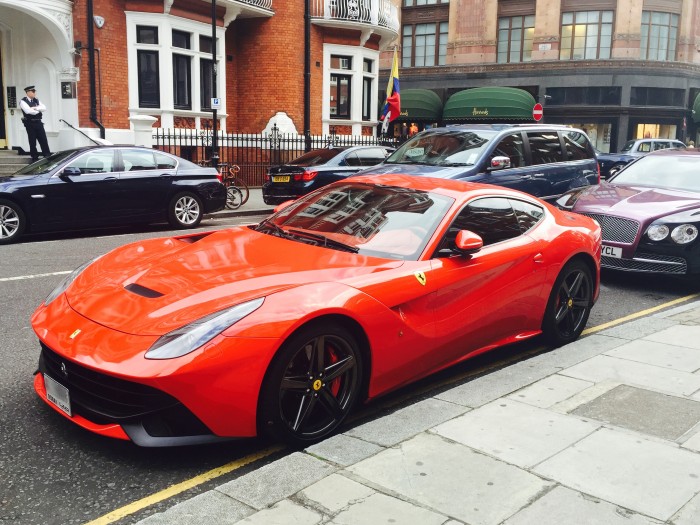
[219,0,274,21]
[310,0,399,47]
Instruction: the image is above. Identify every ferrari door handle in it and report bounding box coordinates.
[533,253,544,263]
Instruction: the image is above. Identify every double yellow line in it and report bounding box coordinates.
[86,292,699,525]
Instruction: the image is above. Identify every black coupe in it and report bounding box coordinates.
[0,146,226,244]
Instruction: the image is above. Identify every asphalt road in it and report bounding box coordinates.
[1,216,698,525]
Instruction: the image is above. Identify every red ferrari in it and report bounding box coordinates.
[32,174,601,447]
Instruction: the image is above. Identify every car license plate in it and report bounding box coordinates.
[44,374,72,416]
[601,245,622,258]
[272,176,290,183]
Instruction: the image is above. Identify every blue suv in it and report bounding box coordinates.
[359,124,599,202]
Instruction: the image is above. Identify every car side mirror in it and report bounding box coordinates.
[454,230,483,255]
[488,156,511,171]
[61,166,81,178]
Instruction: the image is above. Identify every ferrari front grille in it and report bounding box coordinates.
[582,213,640,244]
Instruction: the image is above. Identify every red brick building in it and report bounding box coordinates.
[0,0,399,153]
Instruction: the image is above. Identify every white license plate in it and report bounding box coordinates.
[601,245,622,258]
[44,374,72,416]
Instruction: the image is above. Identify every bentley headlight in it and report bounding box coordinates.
[671,224,698,244]
[44,256,102,306]
[145,297,264,360]
[646,224,669,242]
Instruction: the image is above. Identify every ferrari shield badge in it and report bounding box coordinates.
[414,271,427,286]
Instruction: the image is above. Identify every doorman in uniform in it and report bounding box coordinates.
[19,85,51,162]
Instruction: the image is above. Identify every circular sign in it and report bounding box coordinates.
[533,103,544,121]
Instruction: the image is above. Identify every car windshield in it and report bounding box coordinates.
[288,148,345,167]
[13,150,78,175]
[611,155,700,193]
[257,182,453,260]
[385,130,497,166]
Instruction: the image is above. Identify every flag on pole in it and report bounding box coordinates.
[380,48,400,135]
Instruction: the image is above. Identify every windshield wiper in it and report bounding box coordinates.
[287,229,359,253]
[255,219,291,239]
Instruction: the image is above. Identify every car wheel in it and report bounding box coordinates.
[0,199,26,244]
[542,259,593,347]
[608,163,625,178]
[258,323,363,446]
[168,192,203,228]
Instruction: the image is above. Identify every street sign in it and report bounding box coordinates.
[211,98,221,110]
[533,103,543,121]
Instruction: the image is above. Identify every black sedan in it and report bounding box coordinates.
[0,146,226,244]
[262,145,393,205]
[557,149,700,276]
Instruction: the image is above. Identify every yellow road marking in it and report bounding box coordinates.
[86,293,699,524]
[84,445,282,525]
[582,292,700,335]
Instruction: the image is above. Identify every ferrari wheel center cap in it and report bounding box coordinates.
[312,379,323,391]
[567,298,574,308]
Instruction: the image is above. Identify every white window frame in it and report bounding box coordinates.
[126,12,225,127]
[323,44,379,135]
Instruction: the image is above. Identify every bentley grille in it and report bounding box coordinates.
[582,213,640,244]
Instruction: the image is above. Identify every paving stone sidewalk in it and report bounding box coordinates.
[137,301,700,525]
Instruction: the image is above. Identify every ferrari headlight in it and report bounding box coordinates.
[646,224,669,242]
[44,256,102,306]
[671,224,698,244]
[145,297,264,360]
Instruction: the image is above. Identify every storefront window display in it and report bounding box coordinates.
[635,123,677,140]
[566,123,612,152]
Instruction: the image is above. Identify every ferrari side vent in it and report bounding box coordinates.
[124,283,164,298]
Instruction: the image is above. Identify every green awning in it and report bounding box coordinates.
[443,87,537,121]
[396,89,443,120]
[693,93,700,124]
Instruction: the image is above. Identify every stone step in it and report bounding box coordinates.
[0,156,31,164]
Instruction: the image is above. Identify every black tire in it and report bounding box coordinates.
[168,192,203,228]
[608,163,625,178]
[542,259,594,347]
[0,199,26,244]
[258,323,363,446]
[225,186,243,210]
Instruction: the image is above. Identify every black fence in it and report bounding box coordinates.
[154,124,400,187]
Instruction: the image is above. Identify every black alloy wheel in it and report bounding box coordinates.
[259,323,363,446]
[542,259,593,347]
[0,199,26,244]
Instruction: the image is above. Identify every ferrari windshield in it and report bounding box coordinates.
[384,129,496,167]
[611,155,700,193]
[260,182,454,260]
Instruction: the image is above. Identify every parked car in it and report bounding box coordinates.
[557,149,700,276]
[596,138,686,179]
[262,145,393,204]
[357,124,599,202]
[32,174,600,447]
[0,146,226,244]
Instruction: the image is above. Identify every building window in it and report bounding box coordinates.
[546,87,621,106]
[403,0,449,5]
[330,74,351,119]
[331,55,352,70]
[137,50,160,108]
[641,11,678,61]
[402,22,448,67]
[173,54,191,110]
[560,11,613,60]
[172,30,191,49]
[630,87,684,107]
[497,15,535,63]
[137,26,158,44]
[200,59,214,111]
[362,59,373,121]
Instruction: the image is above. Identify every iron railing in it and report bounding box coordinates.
[309,0,399,33]
[154,124,399,186]
[236,0,273,10]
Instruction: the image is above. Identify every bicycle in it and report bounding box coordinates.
[222,165,250,206]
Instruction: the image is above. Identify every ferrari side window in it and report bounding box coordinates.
[510,199,545,233]
[435,197,521,256]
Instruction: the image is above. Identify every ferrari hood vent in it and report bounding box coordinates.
[124,283,164,298]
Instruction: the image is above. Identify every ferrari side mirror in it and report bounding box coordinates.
[454,230,483,255]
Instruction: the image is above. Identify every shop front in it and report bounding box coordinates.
[442,87,537,124]
[389,88,442,139]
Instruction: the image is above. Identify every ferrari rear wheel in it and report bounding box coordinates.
[0,199,26,244]
[259,323,363,446]
[542,259,593,347]
[168,192,203,229]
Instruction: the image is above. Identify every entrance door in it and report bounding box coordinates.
[0,44,6,149]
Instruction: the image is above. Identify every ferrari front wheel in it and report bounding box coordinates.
[258,323,363,446]
[542,259,593,347]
